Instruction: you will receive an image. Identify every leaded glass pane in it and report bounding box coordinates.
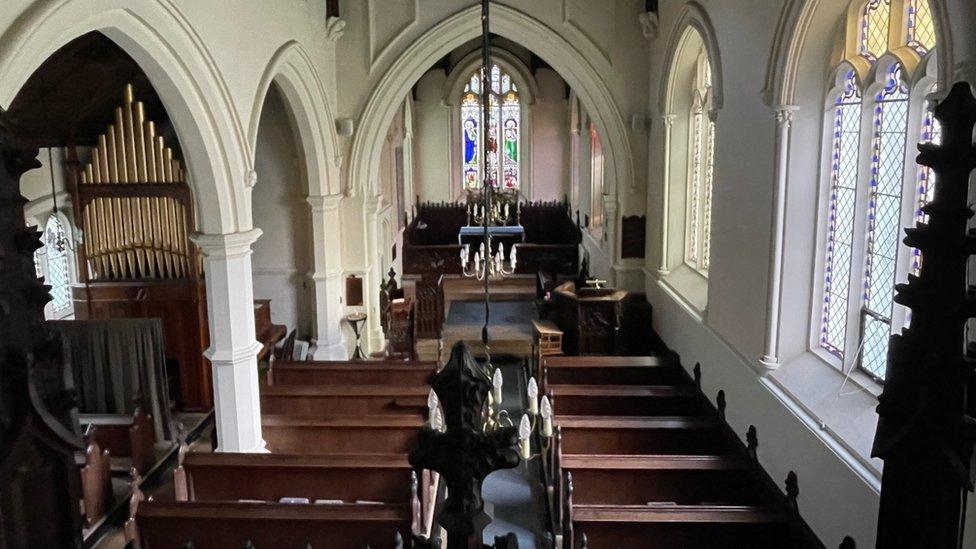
[820,71,862,358]
[907,0,936,53]
[686,105,704,266]
[859,64,908,380]
[860,0,891,59]
[911,104,942,274]
[700,120,715,272]
[43,215,71,314]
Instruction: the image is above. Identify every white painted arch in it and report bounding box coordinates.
[247,41,341,197]
[0,0,251,234]
[348,3,635,199]
[658,2,724,117]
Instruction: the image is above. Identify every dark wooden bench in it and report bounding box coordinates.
[548,384,700,416]
[570,504,793,549]
[268,360,436,387]
[178,452,414,504]
[135,500,411,548]
[542,355,683,388]
[557,416,731,455]
[77,407,156,474]
[561,454,765,506]
[262,415,422,455]
[260,385,428,416]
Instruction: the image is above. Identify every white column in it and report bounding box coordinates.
[307,194,345,359]
[193,229,266,452]
[363,194,385,353]
[759,105,798,369]
[658,113,676,276]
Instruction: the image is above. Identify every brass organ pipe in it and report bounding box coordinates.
[145,121,158,183]
[133,102,148,276]
[114,108,129,182]
[91,146,101,183]
[164,148,173,183]
[153,196,165,277]
[104,128,120,277]
[106,127,119,183]
[155,137,167,183]
[99,134,110,183]
[119,101,138,275]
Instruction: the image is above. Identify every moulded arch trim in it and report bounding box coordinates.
[348,3,634,198]
[764,0,953,108]
[248,41,341,196]
[442,47,540,106]
[0,0,252,234]
[658,2,724,116]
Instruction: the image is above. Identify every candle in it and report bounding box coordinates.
[540,396,553,438]
[492,368,503,405]
[527,377,539,416]
[519,414,531,459]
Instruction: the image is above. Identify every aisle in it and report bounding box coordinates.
[479,353,547,547]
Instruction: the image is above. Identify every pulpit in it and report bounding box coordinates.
[550,281,627,355]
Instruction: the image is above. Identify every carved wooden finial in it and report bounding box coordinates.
[716,390,726,421]
[693,362,701,389]
[580,532,588,549]
[785,471,799,514]
[394,531,404,549]
[746,425,758,461]
[839,536,856,549]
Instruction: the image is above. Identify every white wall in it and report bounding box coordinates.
[413,69,452,203]
[252,84,313,338]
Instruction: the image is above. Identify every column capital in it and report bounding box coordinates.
[774,105,799,127]
[192,228,262,259]
[306,193,344,212]
[363,194,383,213]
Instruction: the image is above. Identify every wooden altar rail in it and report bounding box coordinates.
[136,501,411,548]
[259,384,428,417]
[267,359,436,386]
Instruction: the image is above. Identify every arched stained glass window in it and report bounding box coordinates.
[42,215,71,314]
[820,70,862,357]
[460,63,520,190]
[815,0,938,381]
[685,53,714,275]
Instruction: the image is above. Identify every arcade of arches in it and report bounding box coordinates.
[2,1,976,547]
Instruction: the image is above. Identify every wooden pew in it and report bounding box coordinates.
[557,416,731,455]
[570,504,793,549]
[260,385,428,417]
[561,454,765,506]
[268,360,436,387]
[79,439,112,528]
[548,384,699,416]
[135,500,411,548]
[542,354,683,388]
[78,407,156,474]
[262,415,422,455]
[178,453,414,505]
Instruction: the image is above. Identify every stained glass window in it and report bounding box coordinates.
[685,55,714,275]
[42,215,72,314]
[820,71,862,358]
[460,63,520,190]
[907,0,936,54]
[860,0,891,59]
[911,98,941,275]
[859,64,909,380]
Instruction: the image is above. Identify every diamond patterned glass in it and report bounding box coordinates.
[861,313,890,378]
[461,63,520,190]
[911,102,942,275]
[43,215,71,314]
[860,0,891,59]
[907,0,936,53]
[859,65,908,380]
[821,71,862,358]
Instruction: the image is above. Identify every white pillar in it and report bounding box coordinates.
[658,113,675,276]
[307,194,345,359]
[193,229,266,452]
[759,105,798,370]
[363,194,385,353]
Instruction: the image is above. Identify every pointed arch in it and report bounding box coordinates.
[658,1,724,117]
[0,0,252,234]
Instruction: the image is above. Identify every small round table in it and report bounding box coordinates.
[344,312,368,360]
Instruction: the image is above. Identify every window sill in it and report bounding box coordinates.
[661,263,708,315]
[766,350,883,486]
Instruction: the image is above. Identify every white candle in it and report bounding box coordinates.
[492,368,503,405]
[540,395,553,438]
[518,414,532,459]
[527,377,539,416]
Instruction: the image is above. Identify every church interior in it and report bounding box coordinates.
[1,0,975,547]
